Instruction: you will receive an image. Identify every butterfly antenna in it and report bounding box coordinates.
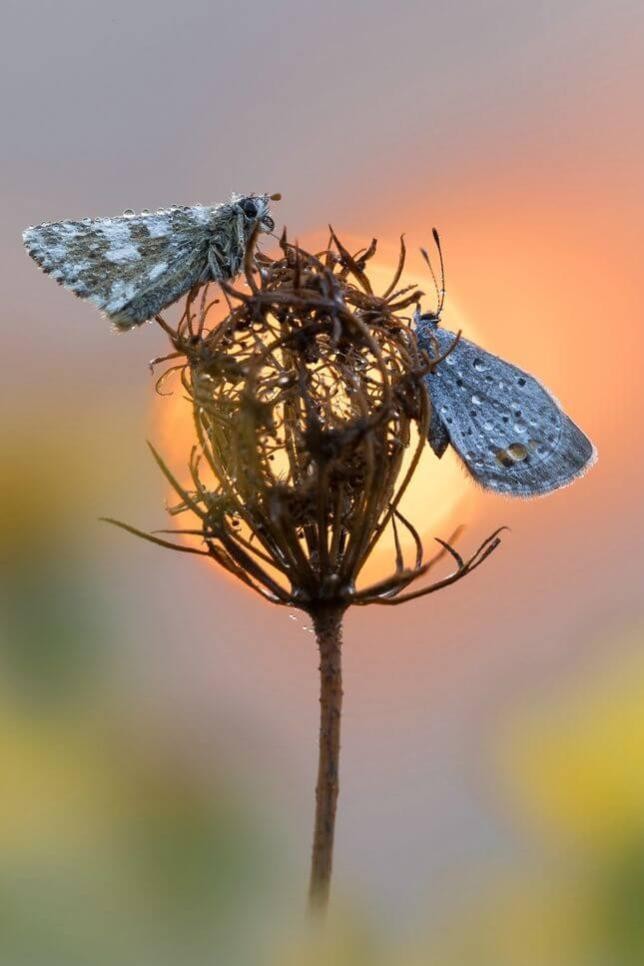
[432,228,446,316]
[420,245,441,317]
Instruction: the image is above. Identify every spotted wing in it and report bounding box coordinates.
[23,206,216,328]
[421,327,596,496]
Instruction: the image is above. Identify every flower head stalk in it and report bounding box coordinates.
[105,228,502,913]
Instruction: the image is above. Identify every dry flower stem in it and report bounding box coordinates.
[105,229,504,915]
[308,605,345,913]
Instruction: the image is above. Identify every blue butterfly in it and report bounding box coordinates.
[414,231,596,496]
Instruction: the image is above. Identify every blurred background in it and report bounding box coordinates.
[1,1,643,962]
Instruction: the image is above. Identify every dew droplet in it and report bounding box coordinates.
[445,354,456,366]
[517,376,526,387]
[513,421,527,434]
[507,442,528,461]
[141,208,150,214]
[483,420,494,431]
[473,357,487,371]
[471,394,483,406]
[123,208,135,217]
[496,443,528,467]
[495,448,514,468]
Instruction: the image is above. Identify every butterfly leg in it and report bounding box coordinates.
[207,242,227,282]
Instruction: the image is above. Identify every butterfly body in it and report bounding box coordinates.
[23,194,276,329]
[415,312,596,496]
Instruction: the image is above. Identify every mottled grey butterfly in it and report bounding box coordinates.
[22,192,280,329]
[414,231,596,496]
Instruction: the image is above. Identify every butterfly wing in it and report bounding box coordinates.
[23,206,215,328]
[419,325,596,495]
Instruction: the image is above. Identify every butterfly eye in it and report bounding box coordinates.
[240,199,258,218]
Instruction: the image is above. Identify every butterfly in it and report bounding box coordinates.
[413,231,596,496]
[22,192,280,329]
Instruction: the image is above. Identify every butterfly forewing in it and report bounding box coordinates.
[419,325,595,496]
[23,207,215,328]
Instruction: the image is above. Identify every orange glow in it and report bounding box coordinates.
[151,250,479,586]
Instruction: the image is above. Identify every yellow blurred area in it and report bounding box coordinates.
[0,708,115,852]
[500,624,644,850]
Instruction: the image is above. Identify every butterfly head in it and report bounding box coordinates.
[413,309,443,355]
[414,309,441,333]
[233,193,277,234]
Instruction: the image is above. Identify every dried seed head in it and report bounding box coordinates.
[114,230,502,613]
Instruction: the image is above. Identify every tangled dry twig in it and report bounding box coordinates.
[108,229,502,612]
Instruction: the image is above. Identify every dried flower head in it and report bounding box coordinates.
[112,229,501,614]
[105,225,503,913]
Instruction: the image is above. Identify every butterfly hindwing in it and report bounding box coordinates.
[23,206,215,328]
[418,323,595,496]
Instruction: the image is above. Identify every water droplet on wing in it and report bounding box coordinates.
[507,442,528,460]
[496,443,529,467]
